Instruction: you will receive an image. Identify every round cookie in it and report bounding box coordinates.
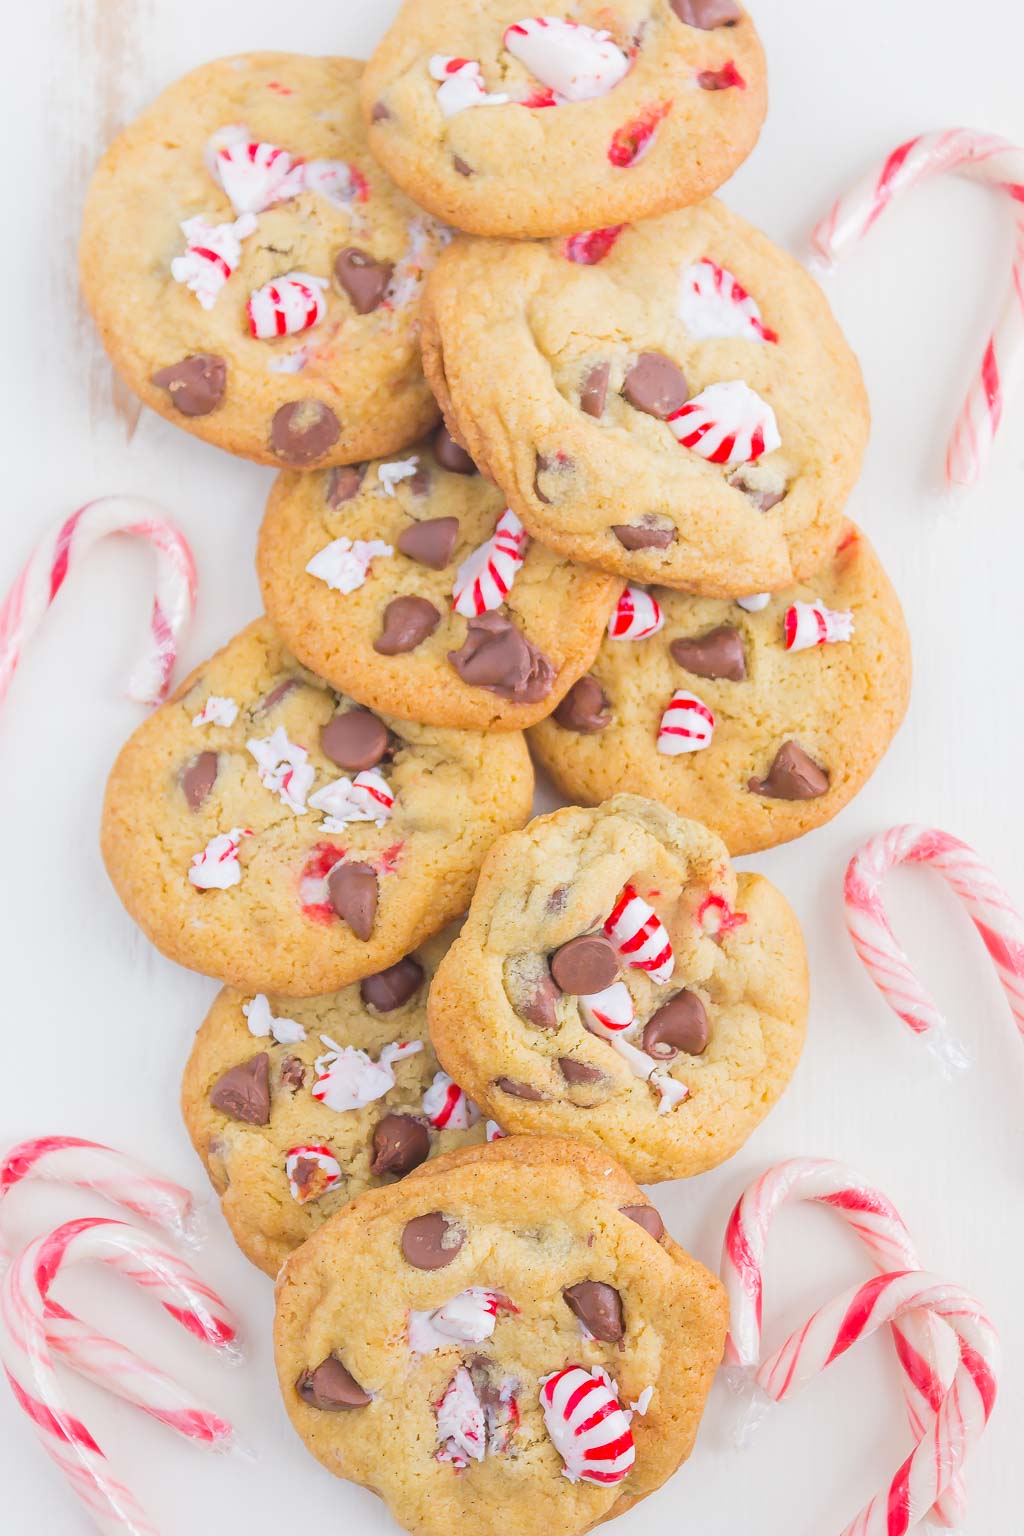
[421,200,869,594]
[274,1136,728,1536]
[182,934,488,1277]
[427,796,808,1184]
[361,0,766,238]
[530,522,911,855]
[80,54,446,468]
[100,618,533,995]
[258,426,622,730]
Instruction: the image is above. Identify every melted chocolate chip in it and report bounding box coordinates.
[297,1356,371,1411]
[620,1204,665,1242]
[671,0,741,25]
[611,520,675,551]
[433,423,476,474]
[622,353,689,419]
[495,1077,545,1101]
[730,471,785,513]
[563,1281,625,1343]
[321,710,389,771]
[453,155,474,176]
[375,595,441,655]
[361,956,425,1012]
[182,751,218,810]
[448,614,554,701]
[397,516,460,570]
[326,464,367,506]
[271,400,340,464]
[328,862,378,939]
[279,1056,306,1092]
[401,1211,463,1269]
[749,741,829,800]
[151,354,226,416]
[334,248,394,314]
[209,1054,270,1126]
[371,100,392,122]
[409,463,432,497]
[534,453,573,504]
[642,990,709,1059]
[257,677,301,714]
[553,675,611,733]
[515,970,560,1031]
[371,1114,430,1176]
[580,362,610,419]
[559,1057,606,1085]
[550,934,618,996]
[670,625,746,682]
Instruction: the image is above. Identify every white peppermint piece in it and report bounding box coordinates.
[311,1036,422,1114]
[308,769,394,832]
[736,593,771,612]
[305,537,393,595]
[209,127,305,214]
[503,17,630,102]
[429,56,510,117]
[243,993,306,1045]
[436,1366,487,1466]
[409,1289,505,1354]
[652,1072,690,1114]
[630,1386,654,1416]
[170,213,257,309]
[246,726,315,814]
[678,260,777,343]
[191,696,239,728]
[485,1120,506,1142]
[386,214,452,311]
[377,458,420,496]
[422,1070,481,1131]
[188,828,250,890]
[267,344,311,374]
[669,380,781,466]
[303,158,364,208]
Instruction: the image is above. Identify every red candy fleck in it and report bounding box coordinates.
[376,841,404,875]
[698,892,748,939]
[299,840,345,924]
[349,165,371,203]
[608,101,672,167]
[563,225,625,264]
[697,60,746,92]
[520,87,558,108]
[266,81,294,95]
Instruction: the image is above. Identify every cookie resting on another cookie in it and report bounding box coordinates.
[81,54,446,468]
[421,199,869,595]
[100,618,533,995]
[274,1136,727,1536]
[428,796,808,1184]
[362,0,766,237]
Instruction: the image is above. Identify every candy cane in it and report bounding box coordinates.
[721,1158,964,1526]
[811,128,1024,487]
[756,1271,998,1536]
[844,825,1024,1072]
[0,497,197,711]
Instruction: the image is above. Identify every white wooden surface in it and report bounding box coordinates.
[2,1,1023,1530]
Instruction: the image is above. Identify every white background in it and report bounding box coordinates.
[2,1,1023,1531]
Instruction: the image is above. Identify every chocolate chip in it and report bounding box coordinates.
[321,709,389,771]
[334,248,394,315]
[563,1281,624,1343]
[328,862,378,939]
[375,596,441,655]
[397,516,460,569]
[151,354,226,416]
[434,423,476,474]
[580,363,610,419]
[551,934,618,995]
[296,1356,371,1411]
[182,751,218,810]
[748,741,829,800]
[279,1056,306,1092]
[361,957,425,1012]
[620,1204,665,1242]
[559,1057,606,1085]
[209,1054,270,1126]
[371,100,392,122]
[534,453,572,504]
[515,969,560,1031]
[730,471,785,513]
[622,353,689,420]
[495,1077,545,1100]
[671,0,741,25]
[257,677,300,714]
[401,1212,463,1269]
[271,401,340,464]
[642,990,709,1059]
[553,676,611,733]
[409,464,432,497]
[448,613,555,702]
[371,1114,430,1176]
[453,155,474,176]
[670,625,746,682]
[611,520,675,550]
[326,464,367,506]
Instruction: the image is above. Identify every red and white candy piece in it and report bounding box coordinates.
[485,1120,506,1142]
[657,690,715,755]
[579,981,635,1034]
[247,271,327,339]
[188,827,252,891]
[562,225,624,265]
[697,891,748,938]
[783,599,854,652]
[305,535,393,595]
[605,885,674,983]
[436,1365,487,1467]
[170,212,257,309]
[539,1366,635,1486]
[208,126,305,214]
[242,993,306,1045]
[409,1289,517,1354]
[678,260,778,343]
[191,695,238,728]
[452,509,529,616]
[503,18,629,103]
[247,726,315,814]
[302,159,369,209]
[285,1146,342,1204]
[308,769,395,831]
[668,381,781,465]
[607,586,663,640]
[311,1037,422,1113]
[422,1070,481,1131]
[429,56,510,117]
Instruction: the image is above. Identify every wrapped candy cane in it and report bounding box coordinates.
[721,1158,965,1526]
[539,1366,635,1485]
[503,18,629,102]
[170,212,256,309]
[811,128,1024,488]
[422,1071,481,1131]
[429,56,510,117]
[247,272,327,339]
[678,260,778,344]
[607,586,663,640]
[0,496,197,712]
[188,828,252,891]
[657,689,715,755]
[845,825,1024,1073]
[783,599,854,652]
[209,128,304,214]
[604,885,674,982]
[452,509,528,616]
[756,1271,998,1536]
[668,381,781,464]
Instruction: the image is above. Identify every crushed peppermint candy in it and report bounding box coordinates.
[630,1386,654,1416]
[605,885,674,982]
[247,271,327,339]
[302,158,369,208]
[422,1070,481,1130]
[170,212,257,309]
[191,696,239,728]
[208,125,305,214]
[668,380,781,465]
[429,56,510,117]
[540,1366,635,1485]
[409,1289,518,1354]
[311,1036,423,1114]
[285,1145,342,1204]
[485,1119,507,1142]
[579,982,636,1035]
[305,537,393,594]
[736,592,771,612]
[503,18,630,103]
[607,586,663,640]
[678,260,778,344]
[308,769,395,831]
[243,993,306,1045]
[436,1366,487,1467]
[783,599,855,651]
[246,727,315,814]
[377,459,420,496]
[452,509,528,616]
[187,828,252,890]
[657,690,715,755]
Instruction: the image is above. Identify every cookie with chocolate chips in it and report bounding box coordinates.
[258,429,621,730]
[530,523,911,855]
[361,0,766,238]
[274,1136,727,1536]
[181,933,487,1276]
[428,796,808,1184]
[421,200,869,594]
[80,53,446,468]
[100,618,533,995]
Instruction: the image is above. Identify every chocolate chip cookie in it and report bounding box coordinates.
[530,523,911,854]
[427,796,808,1184]
[421,200,869,594]
[81,54,446,468]
[100,618,533,995]
[274,1136,727,1536]
[362,1,766,237]
[257,427,622,730]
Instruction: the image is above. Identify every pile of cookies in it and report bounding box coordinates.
[84,6,910,1534]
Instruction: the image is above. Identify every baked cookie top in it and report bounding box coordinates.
[258,425,622,730]
[81,54,446,467]
[530,523,911,854]
[274,1136,727,1536]
[362,1,766,237]
[421,200,869,594]
[427,796,808,1184]
[100,618,533,995]
[182,933,489,1277]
